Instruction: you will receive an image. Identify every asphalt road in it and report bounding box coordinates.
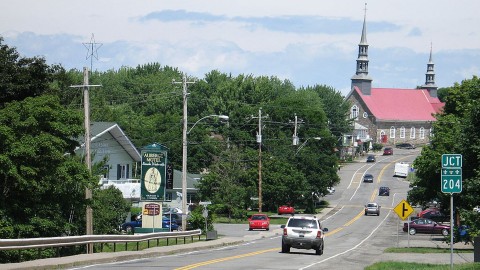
[4,148,474,270]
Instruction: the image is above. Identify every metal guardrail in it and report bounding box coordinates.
[0,229,202,251]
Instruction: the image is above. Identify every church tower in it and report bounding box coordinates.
[351,3,373,95]
[421,44,438,97]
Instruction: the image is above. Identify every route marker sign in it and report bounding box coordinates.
[441,154,462,194]
[394,199,414,220]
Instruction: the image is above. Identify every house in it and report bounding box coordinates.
[76,122,200,206]
[345,9,444,148]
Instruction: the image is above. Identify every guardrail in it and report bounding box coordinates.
[0,229,202,252]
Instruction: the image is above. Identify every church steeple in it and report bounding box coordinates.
[421,44,438,97]
[351,3,373,95]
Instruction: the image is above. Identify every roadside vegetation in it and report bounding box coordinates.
[366,261,478,270]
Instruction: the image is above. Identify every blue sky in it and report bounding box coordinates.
[1,0,479,96]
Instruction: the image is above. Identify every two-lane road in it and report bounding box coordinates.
[75,149,421,270]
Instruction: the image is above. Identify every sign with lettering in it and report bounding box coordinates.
[141,143,169,201]
[441,154,462,194]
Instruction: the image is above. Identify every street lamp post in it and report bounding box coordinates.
[181,114,228,231]
[295,137,322,155]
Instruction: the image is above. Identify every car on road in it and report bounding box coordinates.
[378,186,390,196]
[248,213,270,231]
[366,155,376,162]
[417,208,449,223]
[278,205,295,215]
[383,147,393,155]
[474,206,480,213]
[403,218,450,236]
[364,202,380,216]
[396,143,416,149]
[363,173,374,183]
[281,215,328,255]
[119,214,179,233]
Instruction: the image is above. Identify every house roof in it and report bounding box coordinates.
[78,122,141,162]
[353,87,444,122]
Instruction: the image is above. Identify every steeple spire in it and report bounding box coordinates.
[351,3,373,95]
[421,43,438,97]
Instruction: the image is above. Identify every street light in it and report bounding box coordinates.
[181,114,229,231]
[295,137,321,155]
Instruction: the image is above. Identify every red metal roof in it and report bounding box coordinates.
[354,87,444,121]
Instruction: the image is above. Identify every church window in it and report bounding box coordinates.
[351,105,359,119]
[400,127,405,138]
[420,127,425,139]
[410,127,416,139]
[390,127,396,139]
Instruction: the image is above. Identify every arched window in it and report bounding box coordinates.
[410,127,416,139]
[400,127,406,138]
[390,126,396,139]
[351,105,359,119]
[420,127,425,139]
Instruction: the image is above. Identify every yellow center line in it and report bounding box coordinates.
[175,248,279,270]
[175,155,417,269]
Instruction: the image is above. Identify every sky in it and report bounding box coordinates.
[1,0,479,96]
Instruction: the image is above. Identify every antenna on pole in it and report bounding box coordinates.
[83,33,103,72]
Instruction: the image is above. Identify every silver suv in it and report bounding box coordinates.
[365,202,380,216]
[281,215,328,255]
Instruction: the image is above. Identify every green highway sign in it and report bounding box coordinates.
[442,154,462,168]
[441,168,462,193]
[441,154,462,194]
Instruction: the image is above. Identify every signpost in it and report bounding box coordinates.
[394,200,414,247]
[441,154,462,270]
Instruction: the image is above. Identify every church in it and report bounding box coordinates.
[345,10,444,148]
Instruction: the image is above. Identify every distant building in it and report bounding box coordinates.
[345,8,444,148]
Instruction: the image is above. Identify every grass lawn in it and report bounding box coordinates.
[384,247,474,253]
[365,261,479,270]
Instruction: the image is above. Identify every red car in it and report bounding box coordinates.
[248,214,270,231]
[278,205,295,215]
[403,218,450,236]
[417,208,449,223]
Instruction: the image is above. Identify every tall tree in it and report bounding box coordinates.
[0,37,55,106]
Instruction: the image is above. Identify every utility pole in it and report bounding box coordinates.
[173,74,195,231]
[70,67,101,254]
[252,108,268,212]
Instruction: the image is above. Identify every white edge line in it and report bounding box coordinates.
[300,211,392,270]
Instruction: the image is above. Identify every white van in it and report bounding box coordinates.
[394,162,410,177]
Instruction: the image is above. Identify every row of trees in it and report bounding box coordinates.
[409,76,480,240]
[1,35,351,254]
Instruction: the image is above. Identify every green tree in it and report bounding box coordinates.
[92,186,131,235]
[0,37,56,106]
[409,76,480,239]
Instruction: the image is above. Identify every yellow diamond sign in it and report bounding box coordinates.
[394,199,414,220]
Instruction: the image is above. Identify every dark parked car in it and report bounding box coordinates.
[403,218,450,236]
[366,155,376,162]
[383,147,393,155]
[164,212,193,229]
[363,173,374,183]
[378,186,390,196]
[119,214,178,233]
[396,143,416,149]
[416,208,449,223]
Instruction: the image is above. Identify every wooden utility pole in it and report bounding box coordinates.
[173,74,195,231]
[70,67,101,254]
[252,108,267,212]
